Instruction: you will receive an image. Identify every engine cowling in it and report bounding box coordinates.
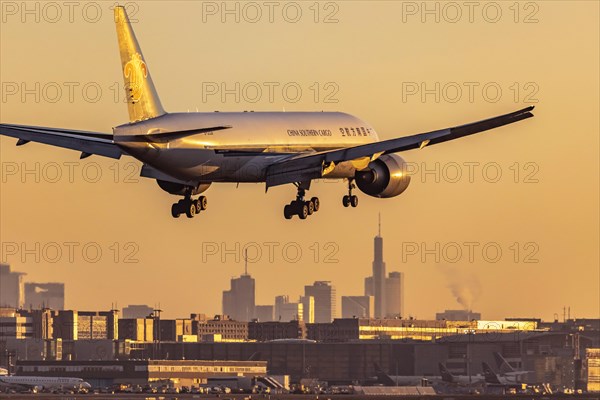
[156,180,211,196]
[355,154,411,198]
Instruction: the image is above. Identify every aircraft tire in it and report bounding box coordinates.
[342,195,350,207]
[311,197,320,212]
[284,205,293,219]
[185,201,196,218]
[298,204,309,219]
[199,196,208,210]
[307,200,315,215]
[171,204,181,218]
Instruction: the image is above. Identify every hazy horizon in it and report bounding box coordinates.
[1,1,598,320]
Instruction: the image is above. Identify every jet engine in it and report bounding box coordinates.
[156,180,211,196]
[355,154,411,198]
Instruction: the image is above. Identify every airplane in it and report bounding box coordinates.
[0,375,92,392]
[0,6,535,220]
[482,361,523,386]
[493,352,530,379]
[372,363,440,386]
[438,363,485,386]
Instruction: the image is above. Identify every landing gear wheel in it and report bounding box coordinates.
[311,197,320,212]
[185,200,196,218]
[298,203,309,219]
[350,195,359,208]
[307,200,315,215]
[284,205,293,220]
[342,195,351,207]
[171,203,181,218]
[193,199,202,214]
[198,196,208,210]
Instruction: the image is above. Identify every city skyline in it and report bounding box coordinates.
[0,2,598,322]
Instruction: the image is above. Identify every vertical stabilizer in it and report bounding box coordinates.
[114,6,165,122]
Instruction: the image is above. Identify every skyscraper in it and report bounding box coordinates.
[0,263,26,308]
[300,295,315,323]
[304,281,336,323]
[222,273,255,321]
[274,295,303,322]
[372,217,386,318]
[385,272,404,318]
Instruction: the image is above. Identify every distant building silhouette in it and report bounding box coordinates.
[254,305,274,322]
[122,305,153,319]
[364,218,406,319]
[24,283,65,310]
[0,264,25,308]
[300,295,315,323]
[222,272,255,321]
[385,272,404,318]
[304,281,336,323]
[436,309,481,321]
[342,296,374,318]
[274,295,303,322]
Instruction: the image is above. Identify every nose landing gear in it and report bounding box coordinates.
[343,179,359,208]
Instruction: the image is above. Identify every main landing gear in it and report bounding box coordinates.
[284,183,320,220]
[343,178,359,208]
[171,191,207,219]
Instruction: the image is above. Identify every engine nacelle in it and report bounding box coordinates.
[156,180,211,196]
[355,154,411,198]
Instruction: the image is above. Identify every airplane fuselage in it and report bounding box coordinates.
[113,111,378,183]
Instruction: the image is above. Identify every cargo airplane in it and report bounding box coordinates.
[0,6,535,220]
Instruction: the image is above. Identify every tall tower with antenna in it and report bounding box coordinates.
[373,213,386,318]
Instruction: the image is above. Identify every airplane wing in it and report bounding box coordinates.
[265,106,534,187]
[0,123,123,159]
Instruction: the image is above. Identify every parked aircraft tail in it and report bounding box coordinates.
[482,362,502,384]
[114,6,166,122]
[373,362,395,386]
[438,363,455,383]
[493,352,516,374]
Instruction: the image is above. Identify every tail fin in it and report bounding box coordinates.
[114,6,166,122]
[493,352,515,374]
[438,363,455,383]
[482,362,502,384]
[372,362,395,386]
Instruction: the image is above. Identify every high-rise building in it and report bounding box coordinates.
[254,305,274,322]
[304,281,336,323]
[222,273,255,321]
[122,305,153,319]
[364,276,374,297]
[24,283,65,310]
[0,264,26,308]
[342,296,374,318]
[372,220,386,318]
[274,296,303,322]
[385,272,404,318]
[300,296,315,323]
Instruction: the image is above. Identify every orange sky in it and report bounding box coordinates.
[1,1,598,320]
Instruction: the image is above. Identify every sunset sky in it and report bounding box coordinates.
[1,1,598,320]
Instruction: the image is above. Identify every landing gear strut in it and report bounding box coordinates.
[171,189,207,219]
[343,179,359,208]
[284,182,320,220]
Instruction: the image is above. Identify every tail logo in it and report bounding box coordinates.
[124,53,147,102]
